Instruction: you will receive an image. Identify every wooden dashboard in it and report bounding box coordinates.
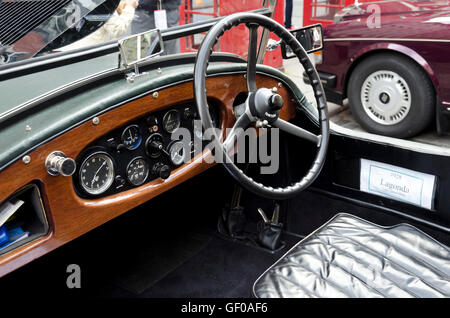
[0,73,296,277]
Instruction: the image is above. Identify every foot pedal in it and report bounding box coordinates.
[256,203,283,251]
[218,204,247,238]
[257,221,283,251]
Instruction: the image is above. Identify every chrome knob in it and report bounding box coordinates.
[45,151,76,177]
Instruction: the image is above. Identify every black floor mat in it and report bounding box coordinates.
[111,231,212,294]
[138,233,298,298]
[82,225,299,298]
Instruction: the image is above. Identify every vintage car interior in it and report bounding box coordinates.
[0,1,449,298]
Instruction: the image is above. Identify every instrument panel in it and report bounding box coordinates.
[74,102,219,198]
[0,72,296,277]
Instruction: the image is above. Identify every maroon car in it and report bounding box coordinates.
[314,0,450,138]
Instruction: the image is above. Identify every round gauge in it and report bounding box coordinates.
[79,152,115,195]
[169,141,187,166]
[145,133,164,158]
[163,110,180,133]
[126,158,149,186]
[121,125,142,150]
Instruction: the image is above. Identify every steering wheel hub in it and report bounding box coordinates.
[249,88,283,124]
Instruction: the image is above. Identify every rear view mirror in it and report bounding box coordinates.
[281,24,323,59]
[118,29,164,68]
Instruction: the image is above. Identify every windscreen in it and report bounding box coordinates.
[0,0,272,65]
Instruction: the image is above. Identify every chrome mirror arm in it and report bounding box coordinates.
[118,29,165,82]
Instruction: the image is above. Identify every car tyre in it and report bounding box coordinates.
[347,53,435,138]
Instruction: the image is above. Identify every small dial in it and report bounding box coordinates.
[145,133,164,158]
[121,125,142,150]
[79,153,115,195]
[163,110,180,133]
[126,158,149,186]
[169,141,187,166]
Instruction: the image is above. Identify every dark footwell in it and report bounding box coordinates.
[0,187,297,298]
[2,180,448,298]
[129,233,296,298]
[0,228,296,298]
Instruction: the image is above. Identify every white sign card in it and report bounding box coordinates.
[154,10,168,30]
[360,159,436,209]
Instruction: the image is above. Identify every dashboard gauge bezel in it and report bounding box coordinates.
[162,109,181,133]
[145,133,164,158]
[121,124,142,150]
[168,141,187,166]
[79,151,115,195]
[126,157,150,186]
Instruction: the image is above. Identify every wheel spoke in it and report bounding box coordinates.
[273,119,321,146]
[223,112,252,152]
[246,23,258,92]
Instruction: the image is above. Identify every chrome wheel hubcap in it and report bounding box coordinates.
[360,70,411,125]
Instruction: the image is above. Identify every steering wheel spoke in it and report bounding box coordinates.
[223,112,252,152]
[273,119,321,146]
[246,23,259,93]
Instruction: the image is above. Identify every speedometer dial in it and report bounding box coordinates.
[79,152,115,195]
[163,110,180,133]
[126,158,149,186]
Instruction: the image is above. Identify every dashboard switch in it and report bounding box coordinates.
[150,140,163,151]
[107,137,118,150]
[115,175,126,188]
[152,163,170,180]
[184,107,196,119]
[146,115,158,127]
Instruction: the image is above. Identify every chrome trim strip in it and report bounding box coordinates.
[309,189,450,234]
[0,42,118,78]
[325,37,450,43]
[330,120,450,156]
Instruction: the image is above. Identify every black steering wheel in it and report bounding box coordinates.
[194,12,329,200]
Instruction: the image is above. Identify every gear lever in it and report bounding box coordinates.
[257,202,280,225]
[257,208,270,223]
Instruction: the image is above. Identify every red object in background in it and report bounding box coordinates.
[179,0,219,54]
[303,0,379,26]
[179,0,284,68]
[264,0,284,68]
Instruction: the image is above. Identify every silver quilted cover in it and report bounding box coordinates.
[253,213,450,298]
